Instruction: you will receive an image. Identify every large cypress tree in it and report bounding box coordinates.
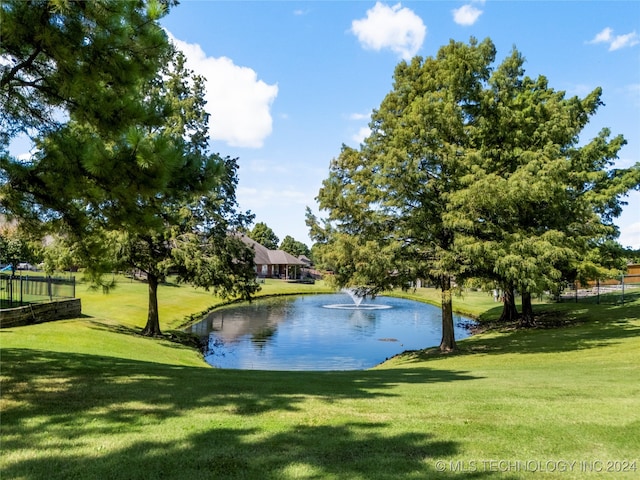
[313,37,639,351]
[446,48,639,326]
[316,39,497,352]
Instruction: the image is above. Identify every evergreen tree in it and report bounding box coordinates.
[249,222,279,250]
[45,50,258,336]
[314,37,639,350]
[316,39,497,352]
[1,2,260,335]
[446,49,638,325]
[1,0,173,233]
[279,236,311,258]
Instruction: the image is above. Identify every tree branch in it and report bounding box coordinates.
[0,47,42,89]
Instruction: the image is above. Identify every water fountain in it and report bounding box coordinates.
[323,288,392,310]
[343,288,364,307]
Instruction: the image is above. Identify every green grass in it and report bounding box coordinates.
[1,280,639,479]
[387,287,506,320]
[78,275,335,330]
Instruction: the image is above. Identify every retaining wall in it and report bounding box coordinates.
[0,299,82,328]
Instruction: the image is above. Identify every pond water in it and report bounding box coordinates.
[188,293,474,371]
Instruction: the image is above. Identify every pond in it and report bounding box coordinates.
[188,293,474,371]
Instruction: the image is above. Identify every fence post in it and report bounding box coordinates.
[621,274,625,305]
[596,279,600,305]
[20,275,23,305]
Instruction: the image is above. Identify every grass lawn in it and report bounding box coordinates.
[1,279,639,479]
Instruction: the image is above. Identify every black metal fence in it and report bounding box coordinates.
[557,274,640,305]
[0,273,76,308]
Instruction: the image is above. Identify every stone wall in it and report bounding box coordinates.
[0,298,82,328]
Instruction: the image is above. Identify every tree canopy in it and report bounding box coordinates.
[279,235,311,259]
[0,222,40,275]
[249,222,279,250]
[312,38,639,351]
[1,0,174,232]
[1,0,260,336]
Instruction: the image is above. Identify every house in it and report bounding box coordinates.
[239,235,305,280]
[585,262,640,287]
[297,255,313,267]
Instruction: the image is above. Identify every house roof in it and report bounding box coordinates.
[239,234,305,266]
[298,255,312,265]
[240,235,272,264]
[268,249,304,265]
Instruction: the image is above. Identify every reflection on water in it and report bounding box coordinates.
[188,293,473,371]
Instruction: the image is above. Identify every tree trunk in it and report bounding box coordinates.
[439,275,456,353]
[142,272,162,336]
[520,291,535,327]
[498,285,518,323]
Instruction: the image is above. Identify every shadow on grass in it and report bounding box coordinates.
[87,320,205,350]
[87,320,142,336]
[0,348,493,479]
[402,311,640,363]
[475,291,640,322]
[0,423,503,480]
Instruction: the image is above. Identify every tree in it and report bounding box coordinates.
[114,50,260,336]
[1,0,171,137]
[314,37,639,351]
[249,222,279,250]
[279,235,310,258]
[445,49,639,326]
[1,2,260,336]
[0,224,40,275]
[315,39,497,352]
[1,0,173,234]
[42,234,80,273]
[43,50,259,336]
[623,246,640,265]
[113,154,259,336]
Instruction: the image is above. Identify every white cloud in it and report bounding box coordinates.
[588,27,639,51]
[245,158,289,175]
[590,27,613,44]
[352,126,371,145]
[167,32,278,148]
[348,112,370,121]
[610,31,640,51]
[619,221,640,250]
[452,4,483,26]
[351,2,426,60]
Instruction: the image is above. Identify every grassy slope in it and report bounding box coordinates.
[1,281,639,479]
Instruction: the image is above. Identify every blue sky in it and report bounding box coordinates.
[160,1,640,248]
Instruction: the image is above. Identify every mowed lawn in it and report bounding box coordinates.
[1,279,639,479]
